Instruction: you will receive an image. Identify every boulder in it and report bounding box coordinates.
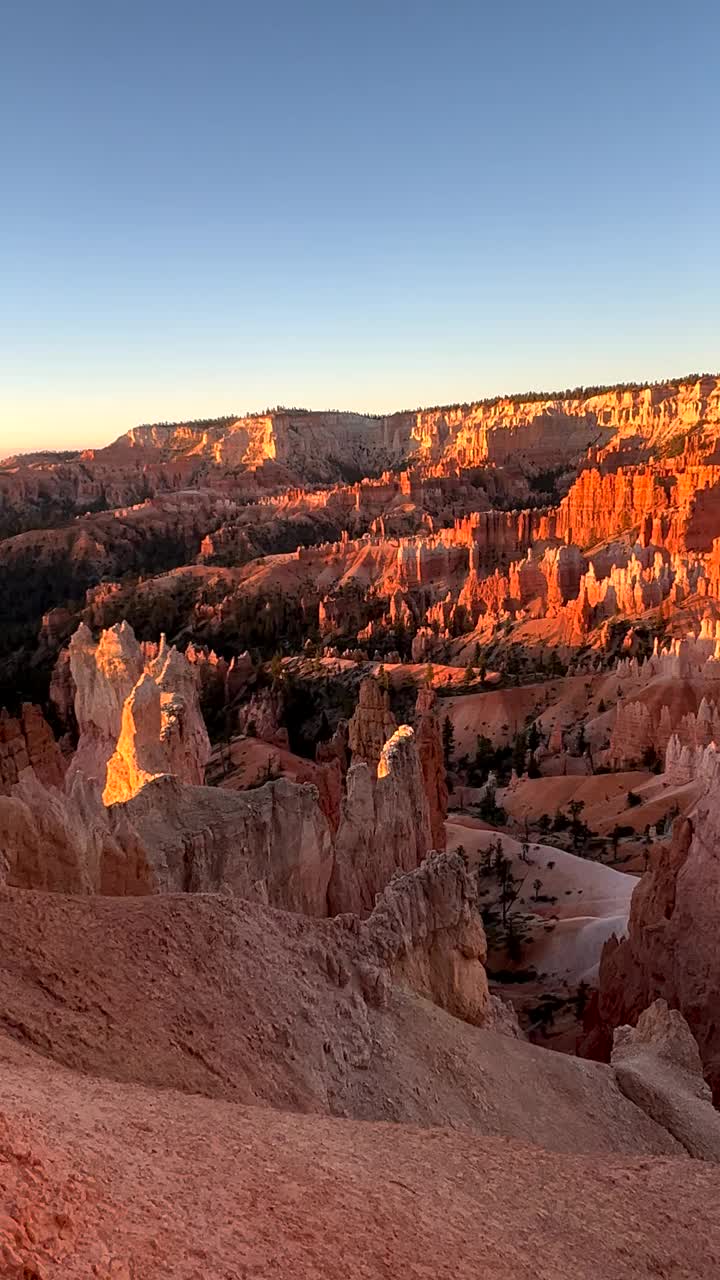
[612,1001,720,1162]
[356,850,490,1026]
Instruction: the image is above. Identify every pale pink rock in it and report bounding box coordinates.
[414,686,448,850]
[612,1000,720,1162]
[68,621,144,786]
[356,850,490,1026]
[0,704,66,794]
[347,677,397,771]
[66,622,211,803]
[585,748,720,1103]
[329,725,432,915]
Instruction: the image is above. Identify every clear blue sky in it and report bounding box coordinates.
[1,0,718,452]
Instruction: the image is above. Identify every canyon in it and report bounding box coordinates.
[2,374,720,1275]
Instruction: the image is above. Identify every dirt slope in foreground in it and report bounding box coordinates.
[0,886,681,1156]
[2,1051,720,1280]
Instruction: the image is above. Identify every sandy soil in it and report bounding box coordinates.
[439,675,607,755]
[2,1049,719,1280]
[0,886,676,1154]
[207,735,327,790]
[446,819,634,983]
[503,772,698,835]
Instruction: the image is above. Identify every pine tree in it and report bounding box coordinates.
[512,729,527,776]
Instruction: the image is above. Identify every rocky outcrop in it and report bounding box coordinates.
[557,466,663,547]
[377,726,433,862]
[0,767,341,914]
[148,639,212,784]
[113,409,412,481]
[347,677,397,771]
[608,699,655,768]
[329,725,432,915]
[115,774,335,915]
[0,708,436,924]
[236,686,288,747]
[354,851,490,1026]
[49,646,76,735]
[584,748,720,1101]
[0,769,151,895]
[0,704,65,794]
[66,623,210,802]
[612,1001,720,1162]
[106,379,720,480]
[414,687,447,849]
[316,718,349,774]
[104,674,171,805]
[68,621,145,785]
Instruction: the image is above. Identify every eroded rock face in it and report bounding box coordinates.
[149,640,213,786]
[235,686,288,747]
[347,677,397,771]
[414,687,448,850]
[69,621,145,785]
[115,774,335,916]
[66,623,211,803]
[330,726,432,916]
[0,770,152,895]
[48,646,78,744]
[330,763,382,915]
[377,726,433,866]
[105,380,720,478]
[0,717,437,927]
[611,1001,720,1162]
[355,851,490,1026]
[0,626,448,962]
[316,719,349,774]
[0,704,66,794]
[584,754,720,1101]
[104,673,168,805]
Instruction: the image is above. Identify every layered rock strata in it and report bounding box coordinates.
[584,744,720,1101]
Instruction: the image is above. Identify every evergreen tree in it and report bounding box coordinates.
[512,729,527,776]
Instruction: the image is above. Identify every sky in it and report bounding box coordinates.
[1,0,718,453]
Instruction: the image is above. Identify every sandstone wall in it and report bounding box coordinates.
[584,744,720,1102]
[0,704,65,795]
